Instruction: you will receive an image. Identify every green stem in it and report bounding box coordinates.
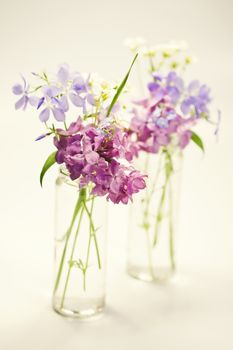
[60,205,85,309]
[153,178,168,246]
[53,188,86,295]
[141,153,164,278]
[153,150,173,247]
[169,178,176,271]
[83,201,101,269]
[149,56,155,72]
[83,198,95,291]
[142,153,162,233]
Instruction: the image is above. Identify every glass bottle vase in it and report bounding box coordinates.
[52,171,107,318]
[127,149,182,282]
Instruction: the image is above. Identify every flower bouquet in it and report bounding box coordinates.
[13,55,147,317]
[125,40,220,282]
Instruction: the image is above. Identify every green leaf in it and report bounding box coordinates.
[40,151,57,187]
[106,53,138,117]
[191,131,205,152]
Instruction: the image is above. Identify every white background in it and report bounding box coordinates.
[0,0,233,349]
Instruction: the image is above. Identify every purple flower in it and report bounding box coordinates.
[107,166,146,204]
[147,71,184,105]
[166,71,184,98]
[128,83,202,153]
[147,82,164,103]
[181,81,211,118]
[37,86,65,122]
[128,70,213,154]
[69,74,95,114]
[53,120,146,204]
[56,65,96,114]
[56,64,72,112]
[12,76,38,110]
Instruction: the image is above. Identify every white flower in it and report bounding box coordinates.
[142,45,157,57]
[124,37,146,52]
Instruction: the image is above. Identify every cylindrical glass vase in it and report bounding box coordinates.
[127,149,182,282]
[53,171,107,318]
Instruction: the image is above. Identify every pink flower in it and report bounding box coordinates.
[54,119,147,204]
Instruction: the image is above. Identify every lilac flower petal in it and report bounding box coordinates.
[199,85,211,101]
[156,117,169,128]
[157,134,170,145]
[150,87,164,103]
[109,160,119,175]
[62,117,82,135]
[23,96,29,110]
[132,177,146,190]
[21,75,27,91]
[166,72,184,92]
[181,100,191,114]
[57,65,70,86]
[121,196,129,204]
[167,86,180,103]
[35,133,50,141]
[167,111,177,121]
[28,96,39,107]
[43,85,60,98]
[56,150,65,164]
[85,151,99,164]
[73,75,85,86]
[37,97,45,109]
[82,99,87,114]
[82,137,93,154]
[72,75,86,92]
[15,95,27,110]
[148,82,159,92]
[176,77,184,91]
[69,92,84,107]
[39,108,50,122]
[52,108,65,122]
[166,71,177,84]
[12,84,23,95]
[60,95,69,112]
[110,178,120,193]
[86,93,96,106]
[51,96,61,107]
[188,80,200,94]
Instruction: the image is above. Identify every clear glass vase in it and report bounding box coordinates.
[52,171,107,318]
[127,149,182,282]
